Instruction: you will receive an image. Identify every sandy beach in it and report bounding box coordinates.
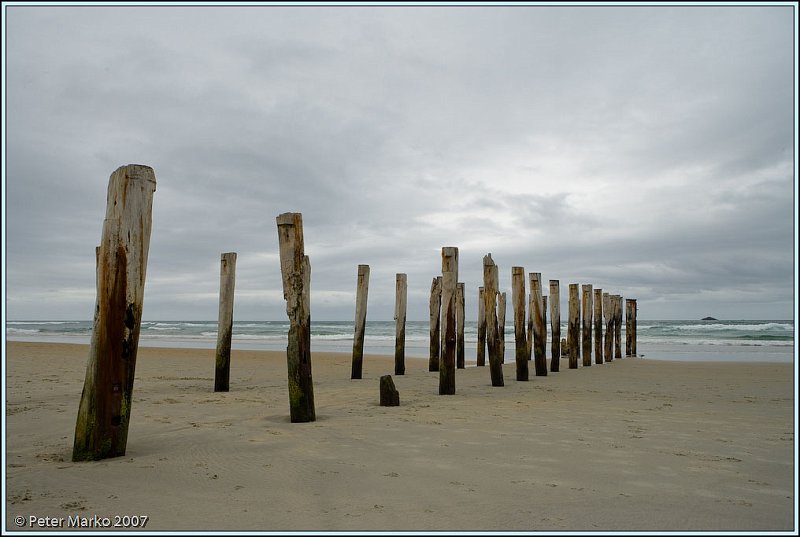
[4,340,795,532]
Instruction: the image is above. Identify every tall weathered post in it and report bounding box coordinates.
[456,282,465,369]
[530,273,547,376]
[73,165,156,461]
[631,299,638,357]
[477,287,486,367]
[214,252,237,392]
[549,280,561,372]
[614,295,623,359]
[351,265,370,379]
[429,276,442,372]
[625,298,634,357]
[512,267,528,381]
[394,273,407,375]
[439,247,459,394]
[498,292,507,363]
[276,212,315,422]
[568,283,580,369]
[593,288,603,365]
[581,284,592,367]
[603,292,613,362]
[484,254,504,386]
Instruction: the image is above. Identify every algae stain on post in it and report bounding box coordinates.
[214,252,237,392]
[276,212,315,423]
[73,164,156,462]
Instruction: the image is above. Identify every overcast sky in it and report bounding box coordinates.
[3,3,796,322]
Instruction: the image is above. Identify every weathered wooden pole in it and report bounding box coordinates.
[456,282,465,369]
[214,252,237,392]
[526,276,534,361]
[581,284,592,367]
[477,286,486,367]
[603,292,613,362]
[484,254,504,386]
[351,264,370,379]
[614,295,623,359]
[429,276,442,372]
[512,267,528,381]
[394,273,407,375]
[498,291,507,363]
[530,273,547,376]
[439,247,458,395]
[632,299,638,357]
[276,212,315,422]
[549,280,561,372]
[73,164,156,462]
[625,298,634,357]
[593,288,603,365]
[568,283,580,369]
[542,295,548,362]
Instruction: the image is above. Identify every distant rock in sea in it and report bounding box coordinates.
[701,316,718,321]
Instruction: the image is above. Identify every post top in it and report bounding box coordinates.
[276,212,303,226]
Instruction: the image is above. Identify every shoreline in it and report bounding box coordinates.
[5,340,796,532]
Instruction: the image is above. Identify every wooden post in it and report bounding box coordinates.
[380,375,400,406]
[214,252,237,392]
[484,254,504,386]
[614,295,623,359]
[73,165,156,461]
[542,295,548,364]
[568,283,580,369]
[276,212,315,422]
[512,267,528,381]
[581,284,592,367]
[593,288,603,365]
[530,273,547,376]
[394,273,407,375]
[429,276,442,372]
[625,298,633,357]
[632,299,638,357]
[549,280,560,372]
[498,292,507,363]
[603,292,613,362]
[439,247,458,395]
[456,282,465,369]
[526,276,534,362]
[351,264,370,379]
[477,287,486,367]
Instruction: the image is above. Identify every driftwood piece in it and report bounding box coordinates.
[73,164,157,461]
[512,267,528,381]
[394,273,407,375]
[214,252,237,392]
[439,247,458,395]
[351,264,370,379]
[276,212,315,422]
[380,375,400,406]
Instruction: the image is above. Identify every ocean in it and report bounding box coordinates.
[5,319,795,363]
